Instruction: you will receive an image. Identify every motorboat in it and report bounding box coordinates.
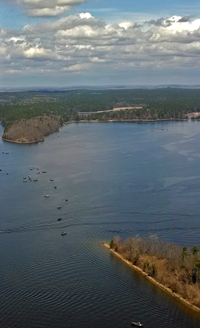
[45,195,49,198]
[131,322,143,327]
[61,232,67,236]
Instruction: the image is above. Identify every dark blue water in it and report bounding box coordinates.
[1,121,200,328]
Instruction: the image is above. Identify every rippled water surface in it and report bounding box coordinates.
[1,121,200,328]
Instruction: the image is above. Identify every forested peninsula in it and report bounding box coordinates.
[1,88,200,143]
[104,236,200,312]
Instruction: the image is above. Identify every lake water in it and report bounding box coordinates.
[1,121,200,328]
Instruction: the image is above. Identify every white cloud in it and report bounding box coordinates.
[1,13,200,80]
[16,0,95,17]
[26,6,71,17]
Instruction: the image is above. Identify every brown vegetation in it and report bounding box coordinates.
[109,236,200,308]
[2,116,61,143]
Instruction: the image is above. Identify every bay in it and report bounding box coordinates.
[0,121,200,327]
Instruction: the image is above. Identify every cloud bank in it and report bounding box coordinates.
[1,13,200,83]
[2,0,94,17]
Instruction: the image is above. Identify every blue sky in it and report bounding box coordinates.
[1,0,200,87]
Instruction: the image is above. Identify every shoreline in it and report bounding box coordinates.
[103,243,200,314]
[0,118,192,144]
[1,137,44,144]
[79,118,188,123]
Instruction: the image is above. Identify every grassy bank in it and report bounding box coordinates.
[104,236,200,312]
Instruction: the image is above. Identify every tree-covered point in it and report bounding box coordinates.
[1,88,200,128]
[110,235,200,308]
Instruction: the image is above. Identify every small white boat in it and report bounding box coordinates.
[45,195,49,198]
[131,322,143,327]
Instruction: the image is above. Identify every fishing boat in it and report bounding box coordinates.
[131,322,143,327]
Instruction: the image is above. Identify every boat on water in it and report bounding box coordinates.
[45,195,49,198]
[131,322,143,327]
[61,232,67,236]
[50,179,54,181]
[58,218,62,221]
[54,186,57,189]
[57,206,61,209]
[42,171,47,173]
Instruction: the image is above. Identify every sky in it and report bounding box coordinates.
[1,0,200,87]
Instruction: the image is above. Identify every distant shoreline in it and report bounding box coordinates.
[103,243,200,314]
[78,118,188,123]
[0,118,192,144]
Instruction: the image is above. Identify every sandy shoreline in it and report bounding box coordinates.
[103,243,200,314]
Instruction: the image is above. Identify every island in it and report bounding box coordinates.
[1,88,200,143]
[104,236,200,312]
